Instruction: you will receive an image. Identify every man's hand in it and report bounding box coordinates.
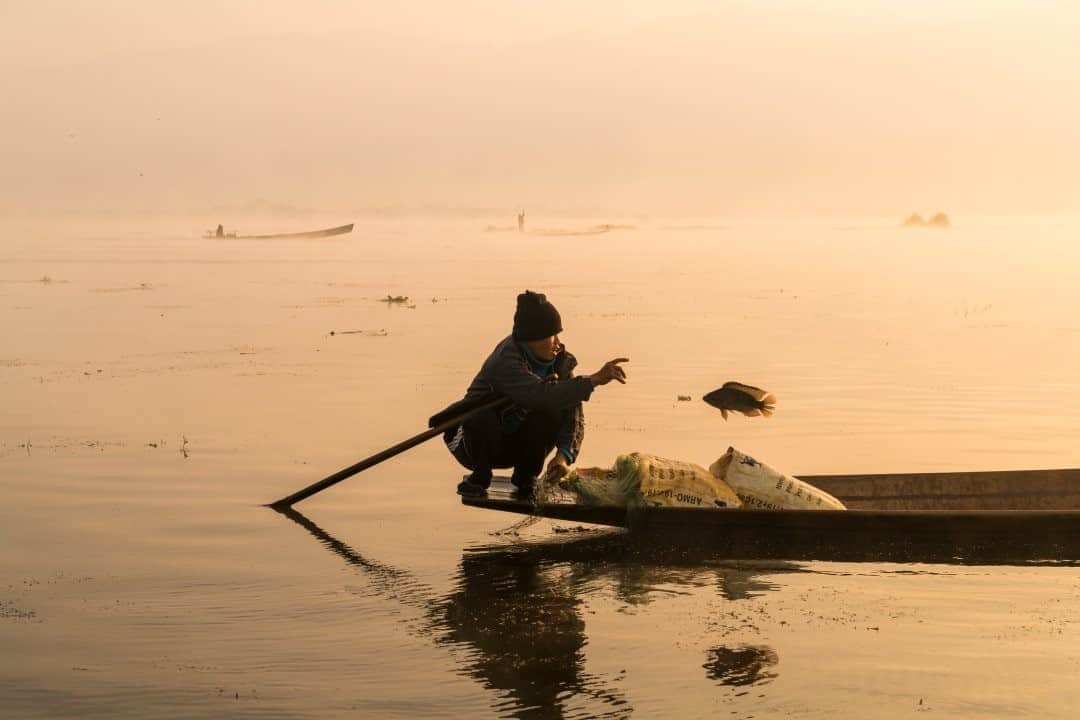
[544,453,570,483]
[590,358,629,387]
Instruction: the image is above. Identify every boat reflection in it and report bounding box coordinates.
[275,509,792,717]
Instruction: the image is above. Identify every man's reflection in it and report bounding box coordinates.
[436,543,620,716]
[704,645,779,687]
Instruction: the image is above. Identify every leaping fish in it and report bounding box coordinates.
[702,381,776,420]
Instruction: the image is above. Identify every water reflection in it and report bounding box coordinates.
[438,540,615,717]
[276,509,790,717]
[703,645,779,687]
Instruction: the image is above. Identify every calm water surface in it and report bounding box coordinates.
[3,216,1080,718]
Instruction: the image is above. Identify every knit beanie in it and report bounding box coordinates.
[512,290,563,341]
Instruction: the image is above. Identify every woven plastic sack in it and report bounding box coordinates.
[709,447,846,510]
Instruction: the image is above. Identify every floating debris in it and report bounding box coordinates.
[379,295,409,304]
[677,395,692,402]
[0,599,38,622]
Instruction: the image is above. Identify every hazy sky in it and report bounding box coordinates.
[3,1,1078,216]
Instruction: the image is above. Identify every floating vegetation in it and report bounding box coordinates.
[3,437,128,457]
[377,294,416,309]
[0,599,38,622]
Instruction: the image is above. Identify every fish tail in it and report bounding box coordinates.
[761,393,776,417]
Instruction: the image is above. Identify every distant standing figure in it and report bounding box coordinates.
[215,223,224,238]
[517,211,525,232]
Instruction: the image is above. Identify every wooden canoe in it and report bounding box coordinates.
[461,468,1080,563]
[204,223,353,239]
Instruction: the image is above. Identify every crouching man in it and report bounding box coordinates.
[433,290,628,497]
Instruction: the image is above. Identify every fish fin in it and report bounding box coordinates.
[721,408,729,420]
[761,393,776,417]
[740,408,762,417]
[724,381,769,401]
[760,405,774,418]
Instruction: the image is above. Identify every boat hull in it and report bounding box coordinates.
[461,468,1080,563]
[204,223,353,239]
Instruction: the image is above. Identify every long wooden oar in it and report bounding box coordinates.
[267,394,510,509]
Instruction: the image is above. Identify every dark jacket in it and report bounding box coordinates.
[434,336,593,463]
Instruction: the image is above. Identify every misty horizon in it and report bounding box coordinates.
[4,2,1078,218]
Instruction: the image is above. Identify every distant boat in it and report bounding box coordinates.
[204,223,354,239]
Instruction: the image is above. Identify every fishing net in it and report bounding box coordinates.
[560,453,742,510]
